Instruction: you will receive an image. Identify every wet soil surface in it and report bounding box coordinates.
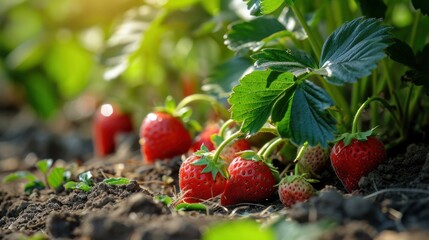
[1,112,429,239]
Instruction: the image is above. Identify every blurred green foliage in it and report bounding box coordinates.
[0,0,246,120]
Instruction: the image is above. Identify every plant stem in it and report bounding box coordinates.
[316,76,351,124]
[409,11,421,49]
[262,138,285,160]
[175,93,229,119]
[351,96,401,134]
[257,137,280,156]
[402,11,422,136]
[219,119,235,138]
[212,131,243,164]
[293,141,308,163]
[370,71,379,129]
[293,4,352,124]
[291,5,322,60]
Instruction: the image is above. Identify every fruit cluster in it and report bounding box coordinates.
[92,95,386,208]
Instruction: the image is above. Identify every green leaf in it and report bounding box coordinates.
[402,69,429,95]
[276,81,336,147]
[203,220,274,240]
[36,159,53,175]
[319,17,391,85]
[244,0,262,16]
[225,17,286,53]
[3,171,37,183]
[229,70,296,134]
[204,57,253,100]
[78,171,93,186]
[412,0,429,16]
[103,177,131,185]
[22,74,59,119]
[163,0,200,10]
[356,0,387,18]
[385,38,416,68]
[154,195,173,206]
[76,183,92,192]
[101,5,159,80]
[64,181,78,190]
[395,43,429,94]
[44,38,93,99]
[260,0,295,15]
[252,48,317,76]
[47,167,65,190]
[24,180,45,193]
[260,0,285,14]
[5,35,48,71]
[64,181,92,192]
[176,203,207,211]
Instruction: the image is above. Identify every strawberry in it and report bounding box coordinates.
[297,145,330,177]
[179,148,228,203]
[278,174,314,207]
[140,112,192,164]
[92,103,133,156]
[181,74,198,97]
[220,139,252,165]
[189,123,219,153]
[330,131,386,192]
[220,151,278,206]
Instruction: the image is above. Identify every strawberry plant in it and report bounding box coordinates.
[64,174,131,192]
[207,0,428,153]
[227,14,391,147]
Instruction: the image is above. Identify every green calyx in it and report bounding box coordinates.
[192,145,229,180]
[154,96,202,134]
[280,173,317,186]
[335,128,376,146]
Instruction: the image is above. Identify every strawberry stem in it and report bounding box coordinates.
[352,96,401,134]
[293,141,309,163]
[175,94,229,119]
[262,138,285,161]
[219,119,235,138]
[257,137,280,156]
[212,131,244,164]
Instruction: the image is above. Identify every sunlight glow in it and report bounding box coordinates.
[100,104,114,117]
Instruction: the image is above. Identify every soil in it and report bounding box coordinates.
[1,108,429,239]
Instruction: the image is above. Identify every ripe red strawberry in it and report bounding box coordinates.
[221,151,278,206]
[298,145,330,177]
[140,112,192,164]
[330,134,386,192]
[278,174,314,207]
[220,139,252,165]
[179,150,228,203]
[93,103,133,156]
[189,123,219,153]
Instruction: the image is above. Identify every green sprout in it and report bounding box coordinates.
[3,159,69,193]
